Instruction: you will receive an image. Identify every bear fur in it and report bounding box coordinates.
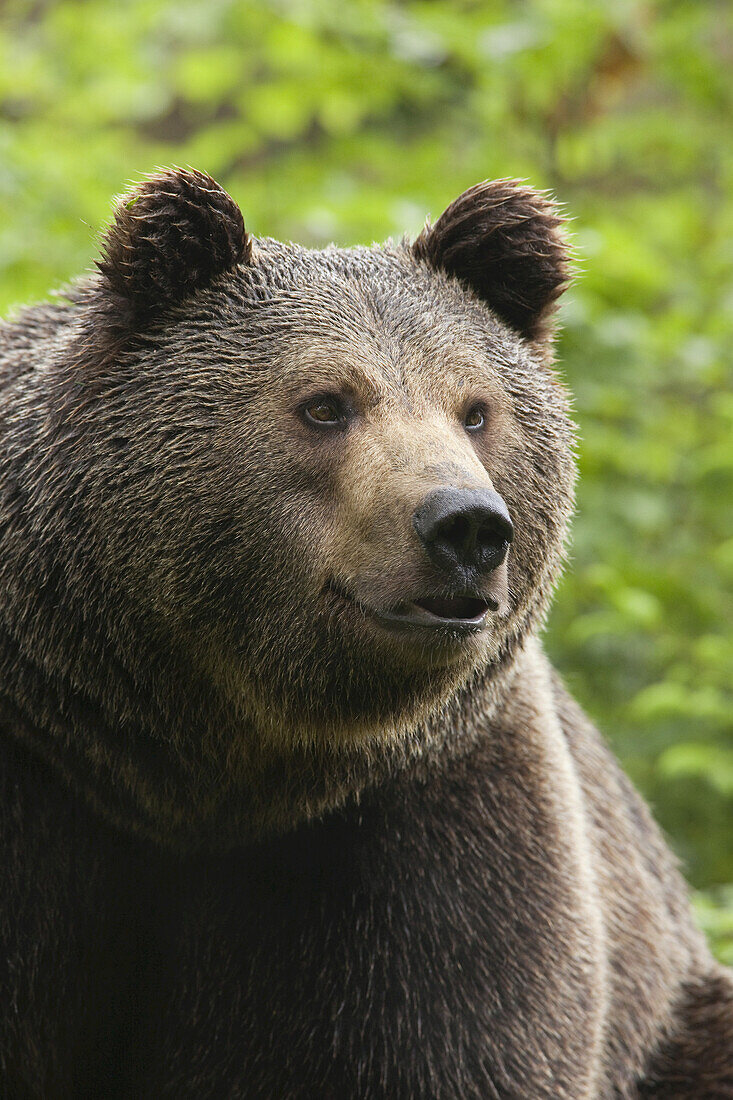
[0,168,731,1098]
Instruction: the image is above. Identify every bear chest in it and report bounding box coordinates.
[124,781,606,1099]
[4,736,608,1098]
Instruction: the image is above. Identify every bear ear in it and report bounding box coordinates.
[412,179,571,347]
[96,168,251,326]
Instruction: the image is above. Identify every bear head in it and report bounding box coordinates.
[3,169,575,847]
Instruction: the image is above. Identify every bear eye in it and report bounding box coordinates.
[303,397,345,427]
[463,404,486,431]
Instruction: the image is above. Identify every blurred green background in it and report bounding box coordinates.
[1,0,731,957]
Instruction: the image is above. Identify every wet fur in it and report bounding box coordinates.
[0,172,731,1096]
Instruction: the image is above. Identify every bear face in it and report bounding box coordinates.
[1,170,575,847]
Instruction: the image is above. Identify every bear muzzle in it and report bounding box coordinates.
[324,488,513,640]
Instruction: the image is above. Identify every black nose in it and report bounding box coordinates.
[413,488,514,579]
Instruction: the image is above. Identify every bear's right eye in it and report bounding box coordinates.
[303,398,345,427]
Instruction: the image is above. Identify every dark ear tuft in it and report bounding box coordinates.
[97,168,251,325]
[412,180,571,346]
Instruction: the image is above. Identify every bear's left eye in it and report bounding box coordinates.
[303,398,345,427]
[463,404,486,431]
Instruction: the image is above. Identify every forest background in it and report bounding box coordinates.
[0,0,731,958]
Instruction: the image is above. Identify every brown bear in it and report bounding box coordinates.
[0,168,731,1098]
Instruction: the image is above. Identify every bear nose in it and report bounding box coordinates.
[413,488,514,579]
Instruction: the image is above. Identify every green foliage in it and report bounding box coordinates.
[1,0,731,954]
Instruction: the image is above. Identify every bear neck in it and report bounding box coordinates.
[0,593,533,852]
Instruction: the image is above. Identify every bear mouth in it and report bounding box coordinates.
[328,582,495,632]
[380,595,496,630]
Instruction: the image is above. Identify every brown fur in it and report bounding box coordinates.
[0,170,731,1096]
[412,179,572,351]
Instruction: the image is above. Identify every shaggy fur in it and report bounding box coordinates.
[0,170,731,1097]
[97,167,251,324]
[412,179,571,349]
